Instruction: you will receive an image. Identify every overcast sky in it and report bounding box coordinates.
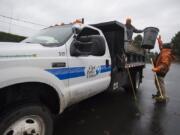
[0,0,180,51]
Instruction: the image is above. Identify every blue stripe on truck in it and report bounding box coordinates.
[46,67,85,80]
[46,65,111,80]
[100,65,111,73]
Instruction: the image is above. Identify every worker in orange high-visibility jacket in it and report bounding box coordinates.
[152,35,175,102]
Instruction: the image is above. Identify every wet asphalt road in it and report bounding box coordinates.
[54,64,180,135]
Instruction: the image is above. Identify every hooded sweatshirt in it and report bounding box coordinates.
[125,24,143,40]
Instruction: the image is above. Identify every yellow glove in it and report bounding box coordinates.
[152,67,160,73]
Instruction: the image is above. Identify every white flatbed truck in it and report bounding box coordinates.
[0,21,145,135]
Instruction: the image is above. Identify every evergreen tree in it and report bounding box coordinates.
[133,34,143,46]
[171,31,180,58]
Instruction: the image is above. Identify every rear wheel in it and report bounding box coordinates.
[0,103,53,135]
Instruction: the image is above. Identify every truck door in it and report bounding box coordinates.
[67,27,111,104]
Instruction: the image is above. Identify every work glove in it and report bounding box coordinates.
[157,35,163,50]
[152,67,160,73]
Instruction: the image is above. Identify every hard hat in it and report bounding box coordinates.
[73,19,82,24]
[126,17,132,24]
[126,17,131,21]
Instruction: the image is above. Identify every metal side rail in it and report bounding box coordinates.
[125,62,145,68]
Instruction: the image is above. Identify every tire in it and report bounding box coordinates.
[0,103,53,135]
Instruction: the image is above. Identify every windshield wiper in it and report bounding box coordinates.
[25,42,33,43]
[40,43,62,47]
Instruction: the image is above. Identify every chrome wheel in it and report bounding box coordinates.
[3,115,45,135]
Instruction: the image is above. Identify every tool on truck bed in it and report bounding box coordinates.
[126,63,142,116]
[121,52,142,116]
[151,58,164,99]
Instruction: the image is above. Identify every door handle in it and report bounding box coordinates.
[106,59,109,67]
[52,62,66,68]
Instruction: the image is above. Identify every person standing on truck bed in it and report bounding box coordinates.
[125,18,144,41]
[152,36,175,102]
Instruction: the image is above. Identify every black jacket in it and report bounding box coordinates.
[125,24,143,40]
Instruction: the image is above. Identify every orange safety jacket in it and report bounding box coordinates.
[155,48,175,77]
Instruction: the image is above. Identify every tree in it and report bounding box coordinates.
[133,34,143,47]
[0,32,26,42]
[145,51,157,63]
[171,31,180,58]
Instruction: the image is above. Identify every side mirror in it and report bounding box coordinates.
[70,40,93,56]
[70,35,106,57]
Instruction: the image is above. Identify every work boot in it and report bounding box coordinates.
[152,94,160,98]
[154,96,168,103]
[152,92,160,98]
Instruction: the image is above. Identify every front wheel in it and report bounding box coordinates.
[0,103,53,135]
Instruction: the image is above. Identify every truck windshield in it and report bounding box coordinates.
[22,25,73,46]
